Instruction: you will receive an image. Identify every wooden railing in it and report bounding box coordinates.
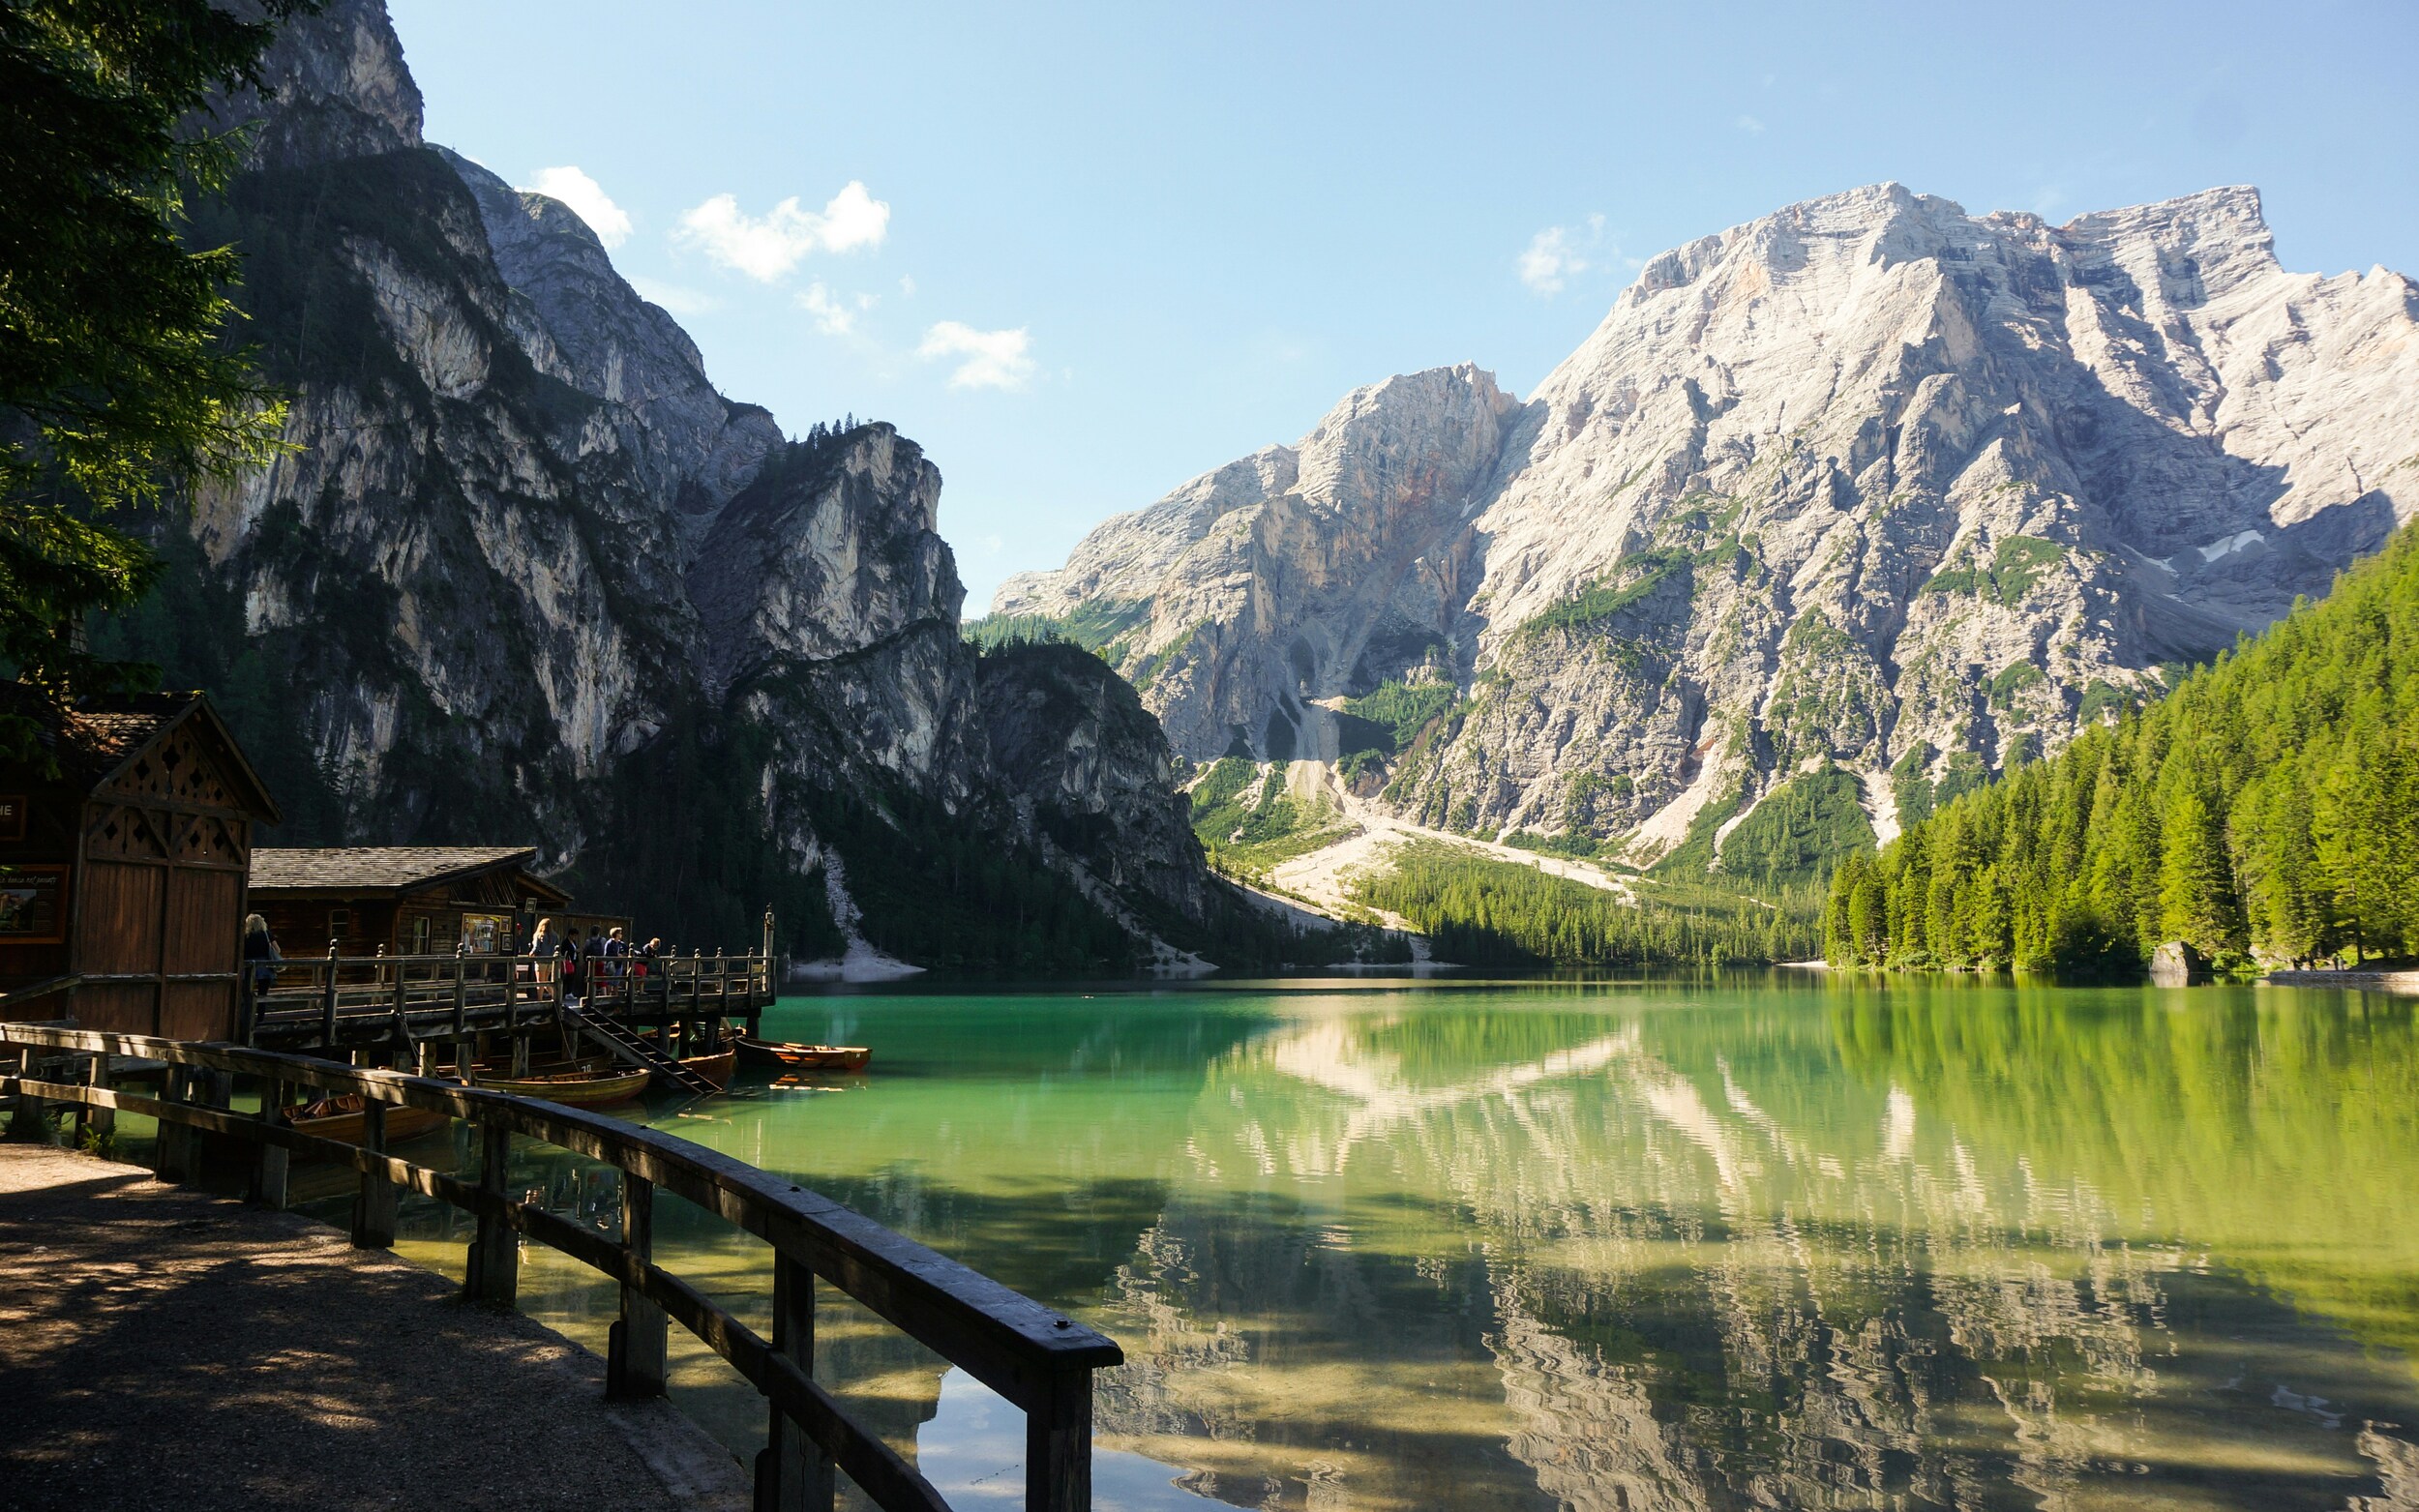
[1,1021,1120,1511]
[246,947,780,1048]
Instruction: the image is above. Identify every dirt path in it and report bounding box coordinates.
[0,1144,747,1512]
[1264,763,1638,922]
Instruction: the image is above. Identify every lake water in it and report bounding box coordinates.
[376,976,2419,1510]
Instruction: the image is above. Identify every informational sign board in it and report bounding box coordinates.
[0,865,67,942]
[0,794,25,843]
[461,911,512,955]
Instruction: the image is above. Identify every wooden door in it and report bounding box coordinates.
[73,856,164,1033]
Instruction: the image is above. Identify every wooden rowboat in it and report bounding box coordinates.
[293,1095,449,1146]
[474,1067,651,1107]
[735,1037,871,1072]
[681,1047,737,1089]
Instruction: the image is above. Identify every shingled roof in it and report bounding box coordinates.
[248,846,561,898]
[1,684,281,819]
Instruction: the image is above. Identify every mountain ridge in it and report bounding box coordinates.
[998,180,2419,876]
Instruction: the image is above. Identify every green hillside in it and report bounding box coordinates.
[1826,524,2419,974]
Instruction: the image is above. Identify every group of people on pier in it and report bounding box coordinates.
[237,913,675,1011]
[525,919,668,1007]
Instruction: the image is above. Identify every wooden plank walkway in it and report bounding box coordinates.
[0,1144,749,1512]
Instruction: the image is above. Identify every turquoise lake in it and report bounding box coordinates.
[364,976,2419,1510]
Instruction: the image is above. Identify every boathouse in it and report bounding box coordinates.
[244,846,622,958]
[0,688,282,1038]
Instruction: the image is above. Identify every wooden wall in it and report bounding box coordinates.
[68,723,254,1037]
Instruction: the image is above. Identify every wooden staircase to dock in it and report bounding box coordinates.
[563,1007,720,1095]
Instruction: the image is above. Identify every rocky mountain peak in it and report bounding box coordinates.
[231,0,424,168]
[1009,181,2419,871]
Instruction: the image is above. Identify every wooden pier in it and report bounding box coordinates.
[242,946,782,1056]
[2,1014,1121,1511]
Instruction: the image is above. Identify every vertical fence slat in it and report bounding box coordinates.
[250,1076,288,1209]
[155,1064,192,1179]
[757,1254,835,1512]
[608,1173,668,1400]
[1027,1366,1096,1512]
[466,1118,518,1305]
[79,1051,112,1148]
[319,944,339,1047]
[351,1099,397,1248]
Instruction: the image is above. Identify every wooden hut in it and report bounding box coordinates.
[0,689,282,1038]
[244,846,601,959]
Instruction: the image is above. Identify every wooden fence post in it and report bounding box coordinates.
[250,1076,289,1208]
[351,1099,397,1248]
[320,943,340,1048]
[451,946,468,1038]
[756,1254,835,1512]
[189,1069,234,1185]
[153,1064,189,1176]
[9,1045,55,1145]
[465,1118,517,1306]
[79,1052,112,1148]
[1027,1366,1096,1512]
[607,1173,668,1400]
[390,955,410,1050]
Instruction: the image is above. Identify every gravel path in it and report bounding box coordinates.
[0,1144,749,1512]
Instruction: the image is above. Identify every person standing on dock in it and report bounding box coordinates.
[559,926,585,1007]
[242,913,281,998]
[601,927,629,1009]
[527,917,558,989]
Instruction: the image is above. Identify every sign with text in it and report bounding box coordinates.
[0,794,24,843]
[0,865,66,943]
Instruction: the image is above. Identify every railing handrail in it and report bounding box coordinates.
[0,1021,1118,1510]
[254,951,767,970]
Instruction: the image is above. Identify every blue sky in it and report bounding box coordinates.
[386,0,2419,612]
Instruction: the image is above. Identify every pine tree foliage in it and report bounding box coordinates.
[1826,524,2419,972]
[0,0,310,752]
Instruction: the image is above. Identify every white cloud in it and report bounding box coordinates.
[1518,214,1610,297]
[798,282,880,337]
[627,275,718,315]
[917,321,1034,391]
[524,165,632,248]
[1734,114,1766,134]
[674,181,890,282]
[898,274,916,297]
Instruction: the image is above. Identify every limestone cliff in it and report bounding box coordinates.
[999,184,2419,866]
[124,0,1219,966]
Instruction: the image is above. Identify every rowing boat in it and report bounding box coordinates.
[293,1095,449,1145]
[681,1047,737,1088]
[474,1066,651,1107]
[735,1037,871,1072]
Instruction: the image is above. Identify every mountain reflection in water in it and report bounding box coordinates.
[377,979,2419,1510]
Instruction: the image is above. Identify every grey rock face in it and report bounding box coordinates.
[997,364,1517,761]
[440,147,783,545]
[228,0,424,168]
[166,0,1210,958]
[1004,183,2419,857]
[976,643,1207,923]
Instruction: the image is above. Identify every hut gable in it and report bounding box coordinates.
[0,688,281,1039]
